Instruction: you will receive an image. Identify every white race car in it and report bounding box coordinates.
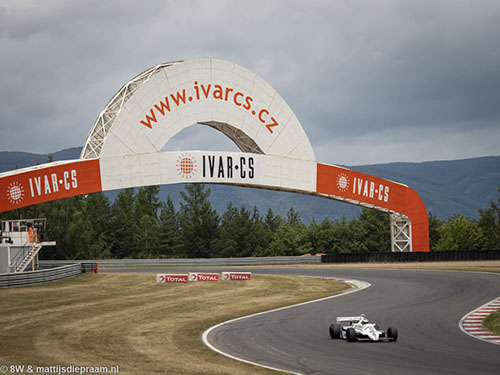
[329,315,398,342]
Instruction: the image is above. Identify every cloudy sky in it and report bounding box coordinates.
[0,0,499,165]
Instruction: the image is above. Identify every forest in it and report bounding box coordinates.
[1,184,499,260]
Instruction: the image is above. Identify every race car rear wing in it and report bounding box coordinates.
[336,316,363,323]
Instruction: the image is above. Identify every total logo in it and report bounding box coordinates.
[189,272,220,282]
[222,272,252,281]
[156,272,251,284]
[157,274,189,283]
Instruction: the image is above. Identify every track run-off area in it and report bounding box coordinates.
[105,266,500,375]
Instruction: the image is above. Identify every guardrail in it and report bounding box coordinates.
[0,264,80,288]
[34,251,500,271]
[0,263,98,288]
[39,256,322,268]
[320,250,500,263]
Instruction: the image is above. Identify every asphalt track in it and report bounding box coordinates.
[104,267,500,374]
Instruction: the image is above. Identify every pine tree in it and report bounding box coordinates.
[110,189,138,258]
[286,207,302,226]
[215,203,257,257]
[356,208,391,252]
[428,213,442,251]
[134,186,160,257]
[134,186,160,219]
[179,184,219,258]
[478,189,500,250]
[158,197,181,257]
[250,205,268,256]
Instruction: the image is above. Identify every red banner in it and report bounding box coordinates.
[189,272,220,282]
[316,163,429,251]
[157,274,189,283]
[221,272,252,281]
[0,159,102,213]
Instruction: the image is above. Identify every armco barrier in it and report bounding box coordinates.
[37,252,500,269]
[39,256,322,268]
[0,264,86,288]
[321,250,500,263]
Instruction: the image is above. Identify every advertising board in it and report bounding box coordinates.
[188,272,220,282]
[156,274,189,283]
[221,272,252,281]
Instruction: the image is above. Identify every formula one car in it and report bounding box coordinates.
[329,315,398,342]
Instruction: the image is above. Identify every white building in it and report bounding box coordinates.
[0,219,55,273]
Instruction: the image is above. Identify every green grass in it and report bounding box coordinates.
[0,273,349,375]
[483,311,500,335]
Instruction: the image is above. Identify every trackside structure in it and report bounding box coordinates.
[0,219,56,273]
[0,58,429,252]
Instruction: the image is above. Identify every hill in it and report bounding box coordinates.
[1,147,499,221]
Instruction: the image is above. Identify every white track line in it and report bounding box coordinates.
[459,296,500,345]
[202,277,370,375]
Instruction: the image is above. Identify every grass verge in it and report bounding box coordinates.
[483,311,500,336]
[266,260,500,273]
[0,274,349,375]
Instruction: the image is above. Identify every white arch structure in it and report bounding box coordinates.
[0,59,429,252]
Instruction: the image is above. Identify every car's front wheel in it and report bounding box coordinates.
[346,328,357,342]
[387,327,398,342]
[329,324,342,339]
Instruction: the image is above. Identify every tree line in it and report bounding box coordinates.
[1,185,499,260]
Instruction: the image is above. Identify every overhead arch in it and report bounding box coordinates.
[80,59,315,161]
[0,59,429,252]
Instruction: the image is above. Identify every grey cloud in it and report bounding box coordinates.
[0,0,499,164]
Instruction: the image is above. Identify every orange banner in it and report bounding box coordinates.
[0,159,102,213]
[316,163,429,251]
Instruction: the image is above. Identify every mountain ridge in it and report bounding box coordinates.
[1,147,499,221]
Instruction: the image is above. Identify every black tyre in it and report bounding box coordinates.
[387,327,398,342]
[329,324,342,339]
[346,328,357,342]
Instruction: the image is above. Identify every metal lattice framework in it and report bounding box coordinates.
[390,213,412,252]
[80,61,181,159]
[81,61,267,160]
[201,121,264,154]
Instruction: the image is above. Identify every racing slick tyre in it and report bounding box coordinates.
[329,324,342,339]
[387,327,398,342]
[346,328,357,342]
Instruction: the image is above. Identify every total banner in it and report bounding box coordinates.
[157,274,189,283]
[188,272,220,282]
[156,272,252,283]
[221,272,252,281]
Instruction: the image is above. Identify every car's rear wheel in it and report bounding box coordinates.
[346,328,357,342]
[329,324,342,339]
[387,327,398,342]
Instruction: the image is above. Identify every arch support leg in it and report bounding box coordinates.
[390,213,412,252]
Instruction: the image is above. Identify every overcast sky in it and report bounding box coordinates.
[1,0,499,165]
